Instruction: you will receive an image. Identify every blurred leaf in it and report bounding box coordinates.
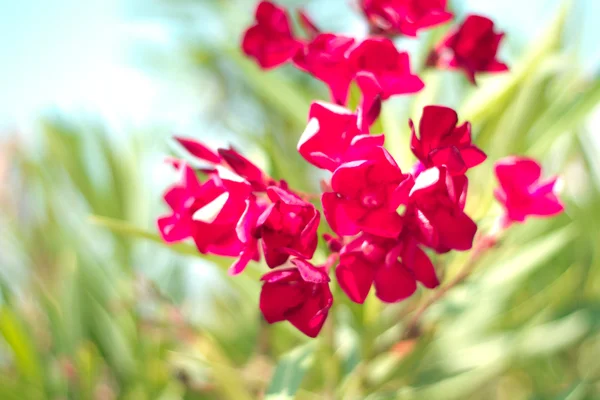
[226,49,309,126]
[461,0,572,126]
[265,342,316,400]
[0,307,43,386]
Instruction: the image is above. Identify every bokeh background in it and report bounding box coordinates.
[1,0,600,399]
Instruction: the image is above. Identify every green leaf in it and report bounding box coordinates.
[482,225,575,289]
[265,342,316,400]
[0,307,44,386]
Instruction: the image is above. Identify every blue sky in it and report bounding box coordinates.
[0,0,597,132]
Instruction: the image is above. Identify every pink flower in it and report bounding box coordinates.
[260,258,333,337]
[293,34,356,104]
[348,38,424,100]
[494,156,564,225]
[428,14,508,84]
[297,101,384,171]
[335,233,438,303]
[410,105,486,175]
[322,147,412,238]
[361,0,453,37]
[256,187,320,268]
[242,1,303,69]
[407,166,477,252]
[157,163,253,258]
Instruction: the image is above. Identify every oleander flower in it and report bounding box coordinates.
[407,166,477,252]
[335,233,439,303]
[293,33,356,104]
[347,37,424,99]
[256,186,320,268]
[260,258,333,337]
[157,163,252,258]
[360,0,453,37]
[410,105,486,175]
[297,101,384,172]
[427,14,508,84]
[242,1,303,69]
[494,156,564,225]
[322,146,412,238]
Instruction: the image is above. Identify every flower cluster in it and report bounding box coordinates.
[157,1,564,338]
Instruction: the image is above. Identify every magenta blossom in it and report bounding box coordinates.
[242,1,303,69]
[407,166,477,252]
[294,33,356,104]
[157,163,253,258]
[335,233,439,303]
[298,101,384,172]
[256,186,320,268]
[348,38,424,100]
[410,105,486,175]
[322,146,412,238]
[260,258,333,337]
[494,156,564,225]
[428,14,508,84]
[361,0,453,37]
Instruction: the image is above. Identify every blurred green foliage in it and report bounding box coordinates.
[1,0,600,399]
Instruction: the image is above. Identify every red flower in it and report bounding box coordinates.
[361,0,453,37]
[494,156,564,225]
[335,233,438,303]
[256,187,320,268]
[242,1,303,69]
[293,33,356,104]
[428,14,508,84]
[297,101,384,171]
[407,166,477,252]
[348,38,424,100]
[410,105,486,175]
[157,163,253,258]
[260,258,333,337]
[322,147,412,238]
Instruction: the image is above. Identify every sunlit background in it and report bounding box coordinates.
[1,0,600,399]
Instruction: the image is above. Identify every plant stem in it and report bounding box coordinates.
[402,234,497,339]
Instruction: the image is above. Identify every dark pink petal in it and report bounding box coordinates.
[404,245,439,288]
[174,136,222,164]
[356,72,383,131]
[336,254,375,304]
[459,146,487,168]
[360,208,403,238]
[418,106,458,154]
[157,214,191,243]
[429,146,467,176]
[287,289,331,338]
[433,210,477,251]
[229,246,256,276]
[291,258,330,284]
[260,283,305,324]
[331,160,371,196]
[322,193,363,237]
[373,262,417,303]
[218,147,271,190]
